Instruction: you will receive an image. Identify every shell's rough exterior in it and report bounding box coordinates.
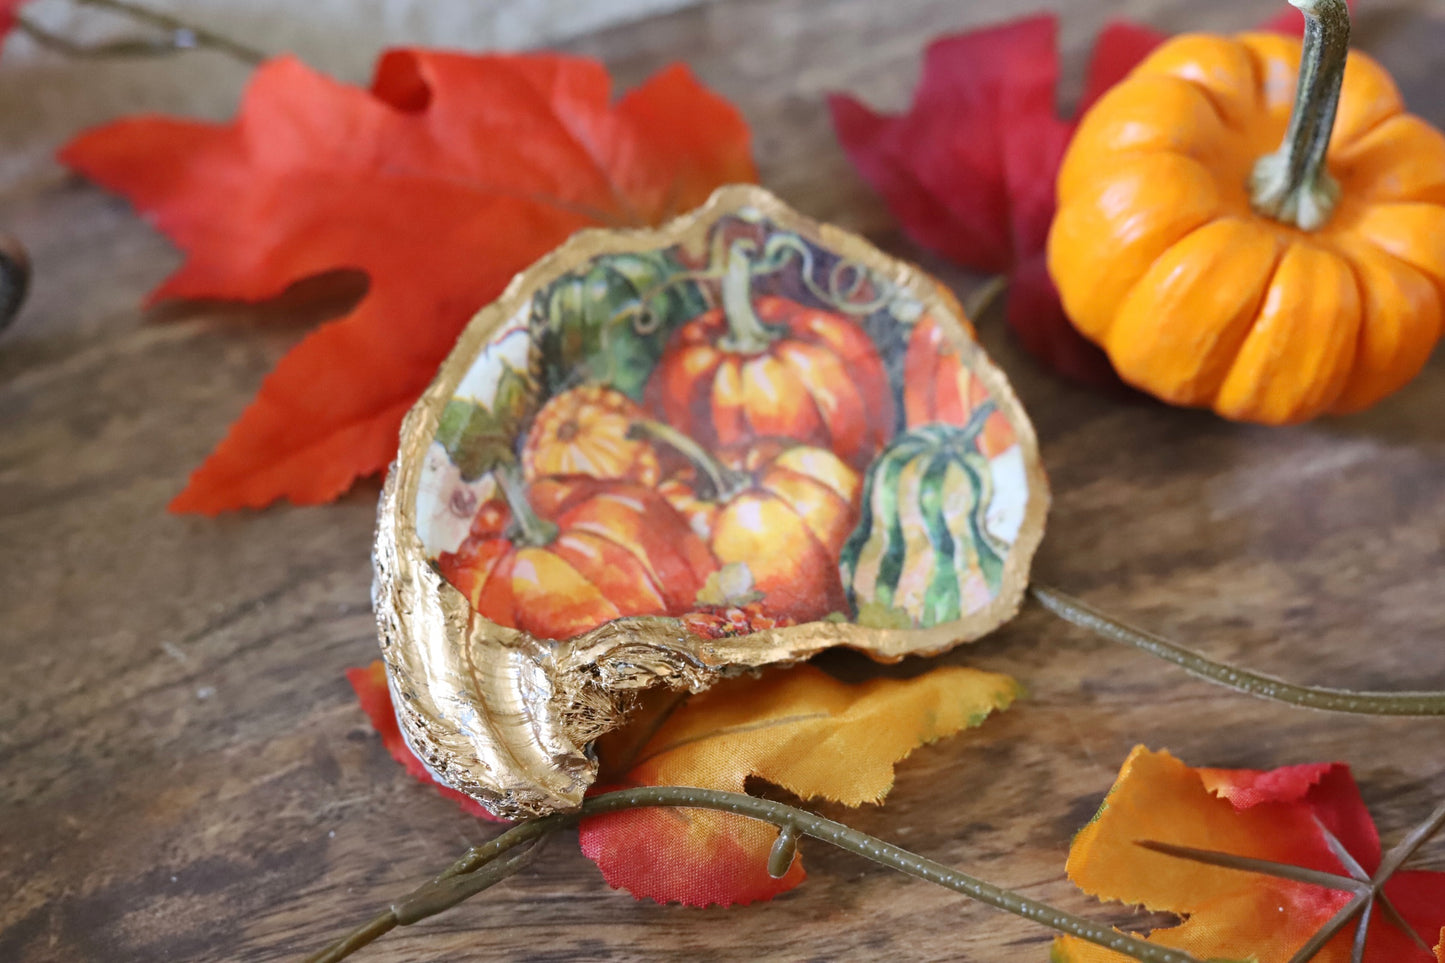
[374,185,1049,818]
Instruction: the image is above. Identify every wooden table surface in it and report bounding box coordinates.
[3,0,1445,960]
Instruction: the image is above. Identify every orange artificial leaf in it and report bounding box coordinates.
[577,662,1020,907]
[1055,746,1445,963]
[60,51,755,513]
[345,661,503,823]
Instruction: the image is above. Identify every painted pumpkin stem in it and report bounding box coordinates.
[628,419,749,499]
[956,399,998,451]
[1250,0,1350,230]
[718,239,779,354]
[491,462,559,548]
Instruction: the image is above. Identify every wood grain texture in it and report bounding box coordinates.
[2,0,1444,960]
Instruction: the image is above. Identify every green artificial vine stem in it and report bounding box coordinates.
[304,786,1220,963]
[6,0,265,332]
[1031,585,1445,715]
[718,239,779,354]
[1249,0,1350,230]
[79,0,267,63]
[17,0,267,65]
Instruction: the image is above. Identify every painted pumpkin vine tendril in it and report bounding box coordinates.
[604,229,895,343]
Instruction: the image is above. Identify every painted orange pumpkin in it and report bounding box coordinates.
[522,384,662,484]
[637,421,862,622]
[902,316,1017,457]
[435,468,716,641]
[1049,0,1445,424]
[645,241,894,468]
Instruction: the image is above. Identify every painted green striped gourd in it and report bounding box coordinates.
[839,406,1009,630]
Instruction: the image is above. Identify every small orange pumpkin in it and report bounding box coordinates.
[645,240,894,468]
[1049,0,1445,424]
[521,384,662,484]
[636,421,861,623]
[436,468,716,641]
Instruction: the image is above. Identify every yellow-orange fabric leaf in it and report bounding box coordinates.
[578,662,1019,906]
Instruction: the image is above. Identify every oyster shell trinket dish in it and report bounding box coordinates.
[374,185,1048,818]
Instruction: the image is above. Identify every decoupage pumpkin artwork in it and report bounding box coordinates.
[903,315,1018,458]
[434,471,716,641]
[643,240,895,469]
[521,384,664,485]
[638,424,862,623]
[374,185,1048,817]
[842,418,1017,631]
[1049,0,1445,424]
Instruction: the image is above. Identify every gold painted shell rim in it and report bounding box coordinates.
[373,184,1050,817]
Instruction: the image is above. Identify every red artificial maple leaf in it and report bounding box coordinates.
[61,50,755,513]
[827,8,1340,391]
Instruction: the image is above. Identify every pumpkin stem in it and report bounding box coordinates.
[1249,0,1350,231]
[717,239,779,354]
[956,399,998,451]
[491,462,558,548]
[628,419,750,500]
